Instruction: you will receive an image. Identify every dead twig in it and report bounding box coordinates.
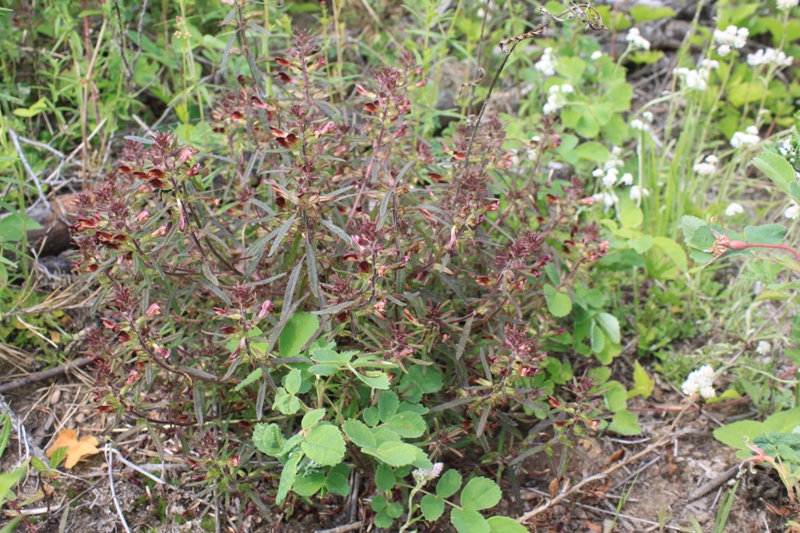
[6,126,51,210]
[0,358,92,394]
[688,465,739,501]
[314,522,364,533]
[105,445,132,533]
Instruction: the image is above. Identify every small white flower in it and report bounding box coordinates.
[531,135,541,144]
[725,203,744,216]
[714,25,749,56]
[785,201,800,220]
[611,146,623,156]
[705,155,719,165]
[629,185,649,200]
[642,111,654,123]
[590,50,603,60]
[620,173,634,186]
[413,463,444,485]
[756,341,771,356]
[778,0,799,12]
[560,84,574,93]
[747,48,793,67]
[730,127,760,148]
[674,67,709,91]
[701,59,720,70]
[693,162,716,175]
[626,28,651,51]
[631,119,648,131]
[602,171,618,188]
[592,168,605,178]
[535,47,556,76]
[682,365,716,399]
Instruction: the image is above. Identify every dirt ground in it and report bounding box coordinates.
[0,363,790,533]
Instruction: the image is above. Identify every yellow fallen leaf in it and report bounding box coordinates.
[46,429,100,469]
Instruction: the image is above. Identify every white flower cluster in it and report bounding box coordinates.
[626,28,650,51]
[543,84,573,115]
[412,463,444,485]
[730,126,760,149]
[778,0,799,12]
[592,146,626,187]
[713,25,749,57]
[674,59,718,91]
[785,201,800,220]
[629,185,650,201]
[682,365,716,399]
[725,202,744,216]
[631,111,654,132]
[756,341,771,356]
[693,154,719,176]
[747,47,793,67]
[535,47,556,76]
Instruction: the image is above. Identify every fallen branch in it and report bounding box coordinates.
[0,357,92,394]
[314,522,364,533]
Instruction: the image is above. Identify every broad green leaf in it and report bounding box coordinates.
[681,215,707,247]
[301,408,326,429]
[253,423,285,456]
[293,472,325,496]
[487,516,530,533]
[421,494,445,521]
[0,213,43,242]
[555,56,587,81]
[628,361,655,400]
[374,509,394,528]
[652,237,688,271]
[604,381,627,412]
[301,424,346,466]
[595,312,620,344]
[744,224,787,245]
[619,205,643,228]
[273,389,300,415]
[630,236,653,254]
[575,141,610,163]
[753,153,795,195]
[310,347,352,364]
[371,494,387,511]
[386,501,404,518]
[49,447,69,469]
[630,5,675,23]
[450,508,490,533]
[284,369,302,395]
[460,477,502,511]
[279,312,320,358]
[343,419,377,449]
[0,465,26,504]
[544,285,572,317]
[437,468,462,498]
[326,471,351,496]
[276,452,301,505]
[608,409,642,436]
[375,463,395,492]
[384,412,426,439]
[363,441,418,466]
[378,391,400,422]
[234,368,262,392]
[590,322,606,353]
[728,82,766,107]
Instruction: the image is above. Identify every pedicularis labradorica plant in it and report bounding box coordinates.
[67,3,649,529]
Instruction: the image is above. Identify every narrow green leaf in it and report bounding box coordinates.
[279,312,320,358]
[302,408,326,430]
[234,368,263,392]
[276,452,301,505]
